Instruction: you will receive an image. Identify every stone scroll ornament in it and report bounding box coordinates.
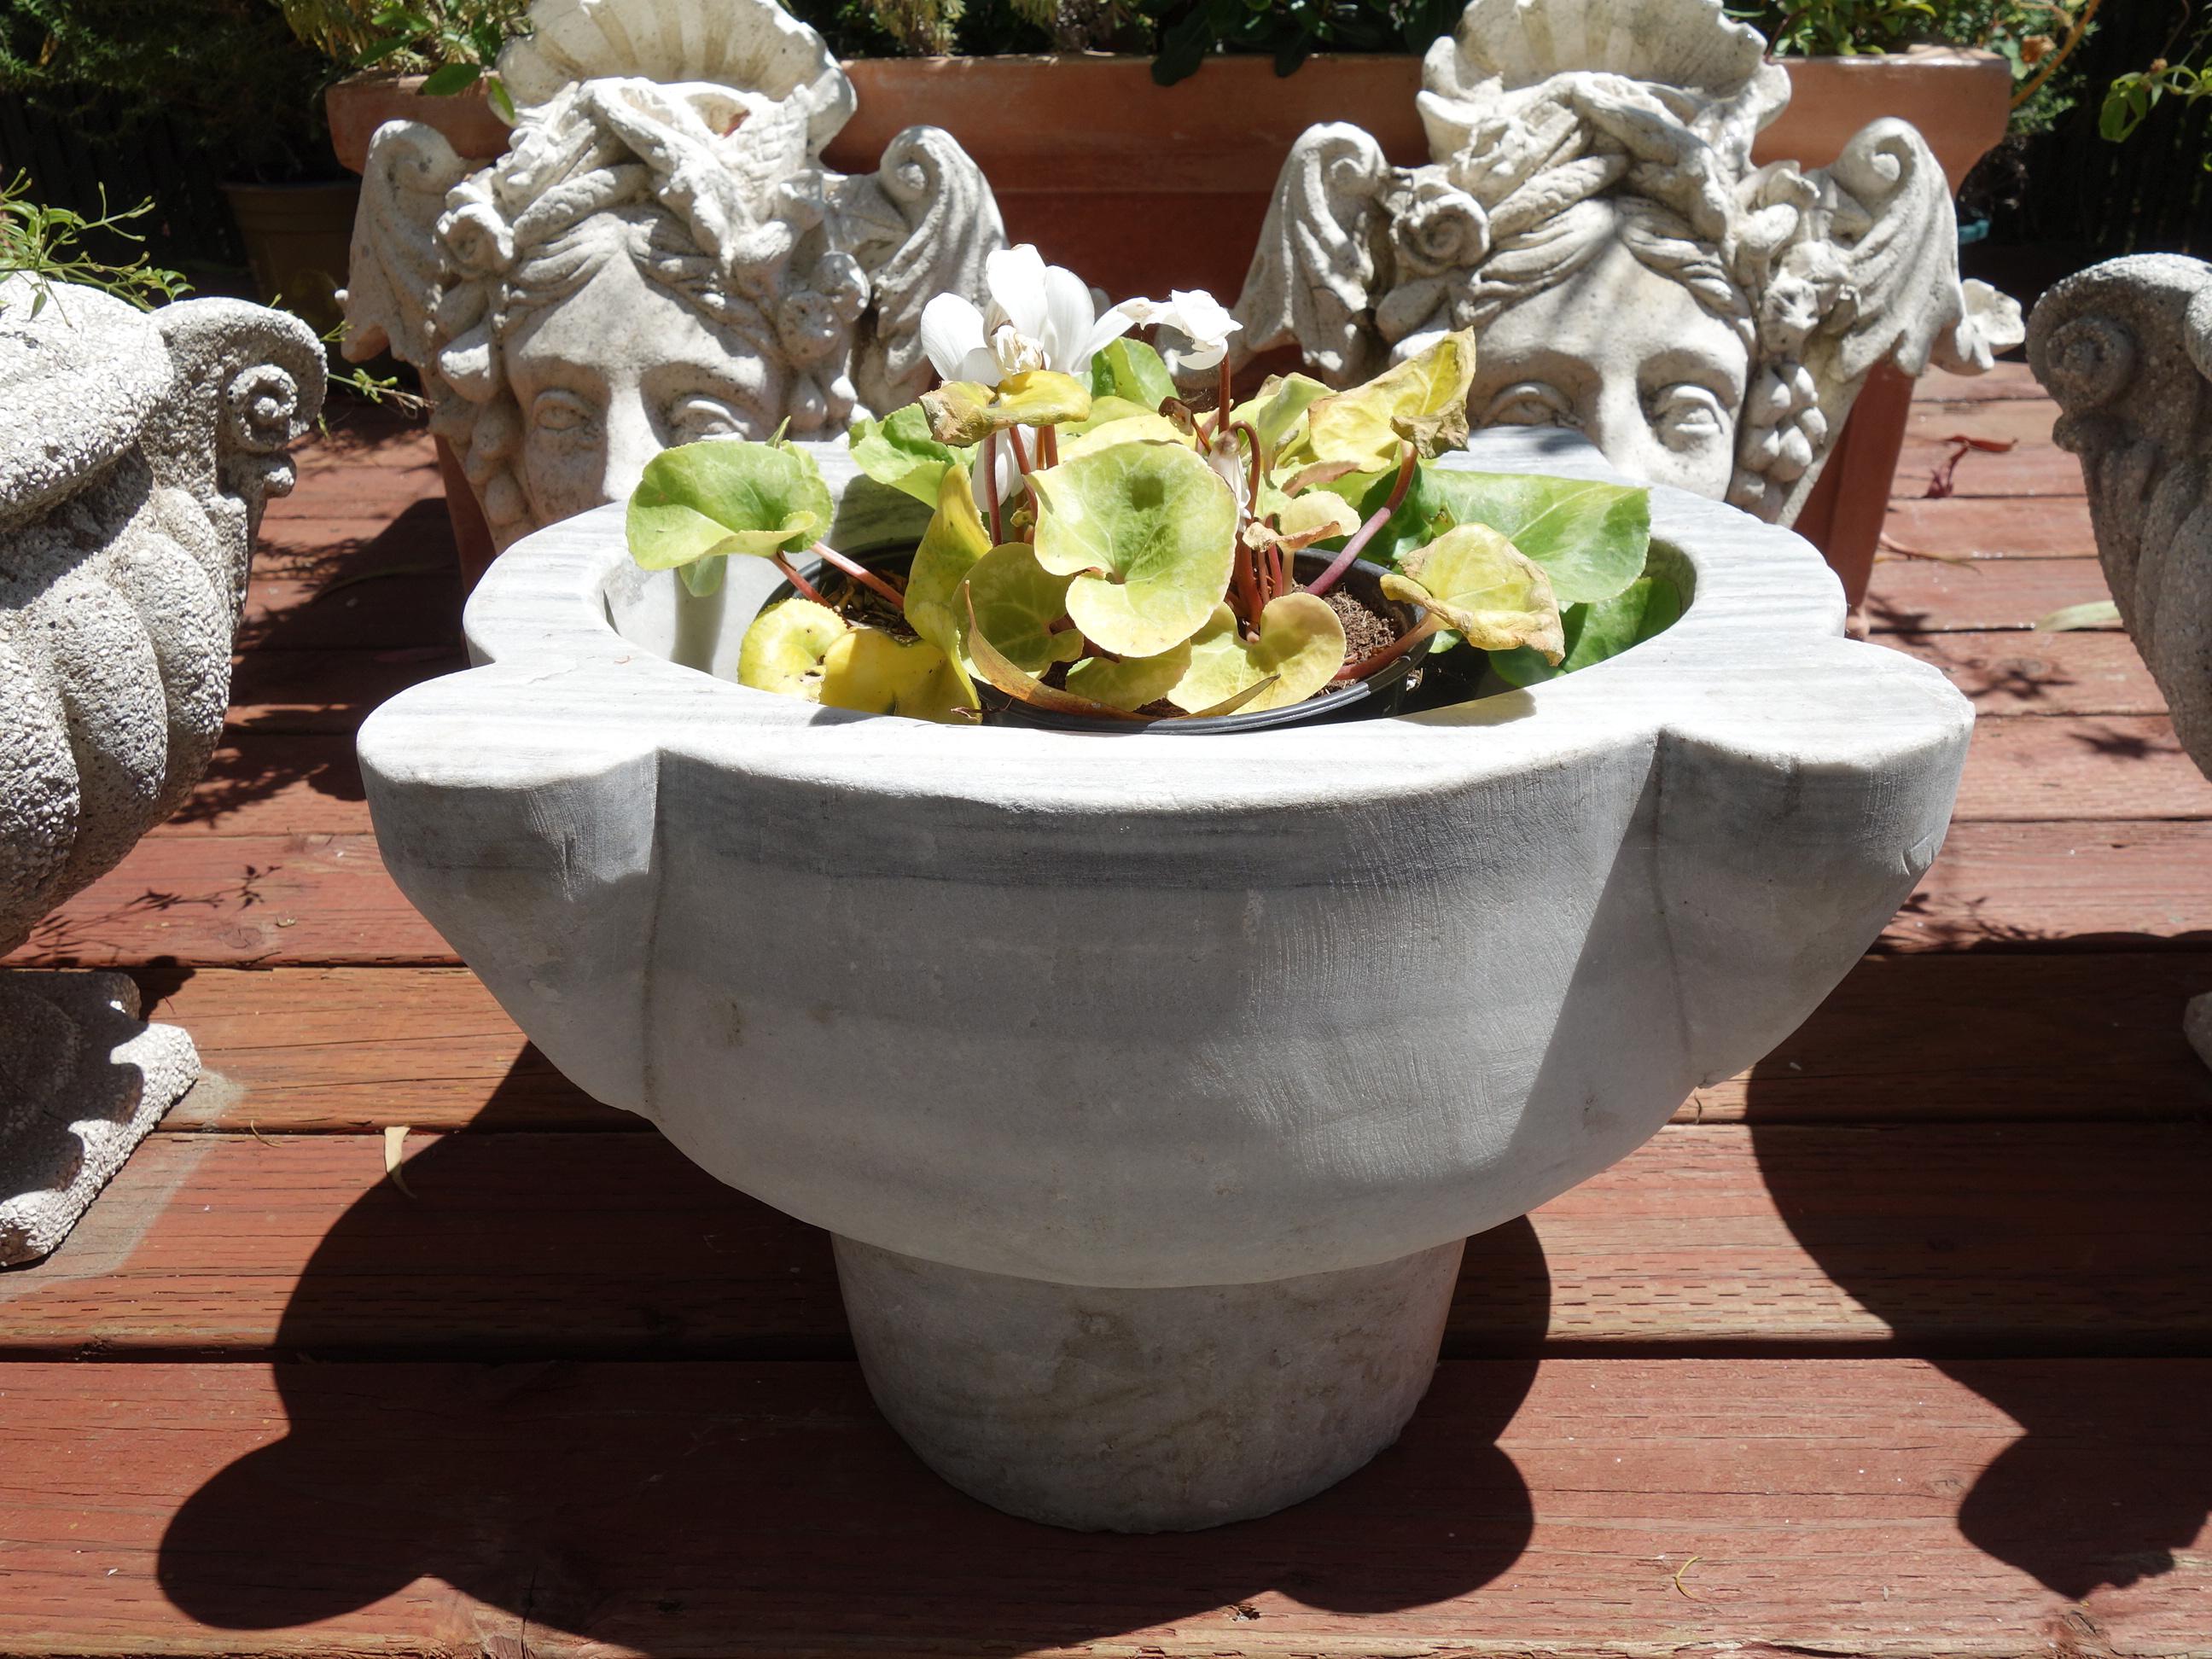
[342,0,1007,553]
[2027,253,2212,1068]
[1231,0,2026,525]
[0,278,324,1265]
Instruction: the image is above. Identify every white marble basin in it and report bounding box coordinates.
[358,427,1970,1530]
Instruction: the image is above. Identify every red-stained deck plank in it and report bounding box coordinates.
[1877,819,2212,952]
[132,955,2212,1136]
[1881,495,2097,559]
[1959,716,2212,822]
[1,1357,2203,1656]
[1885,631,2162,716]
[1913,359,2047,401]
[141,713,2212,840]
[1866,556,2111,633]
[15,819,2210,969]
[5,834,452,969]
[3,1121,2205,1358]
[225,647,467,736]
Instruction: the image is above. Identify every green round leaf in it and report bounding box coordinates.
[736,599,848,701]
[1058,414,1185,463]
[1031,440,1237,659]
[1087,337,1178,410]
[1382,524,1564,661]
[1490,573,1682,686]
[1410,470,1652,605]
[849,404,973,507]
[819,628,974,724]
[1167,593,1347,713]
[962,544,1084,675]
[1064,642,1194,711]
[902,468,992,708]
[628,439,832,570]
[1291,329,1476,472]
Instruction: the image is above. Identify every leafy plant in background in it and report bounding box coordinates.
[276,0,533,119]
[626,247,1674,728]
[2097,2,2212,159]
[1138,0,1463,82]
[0,0,335,181]
[1732,0,2100,132]
[0,172,187,315]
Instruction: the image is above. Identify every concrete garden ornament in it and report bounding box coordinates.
[1232,0,2024,524]
[360,252,1972,1526]
[0,276,323,1265]
[342,0,1004,551]
[2027,253,2212,1066]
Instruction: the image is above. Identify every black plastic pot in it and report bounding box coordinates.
[771,546,1433,735]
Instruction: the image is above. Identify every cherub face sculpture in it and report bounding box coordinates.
[1233,0,2023,523]
[344,0,1003,550]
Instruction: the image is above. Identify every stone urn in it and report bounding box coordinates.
[0,277,324,1265]
[358,426,1970,1531]
[2028,253,2212,1062]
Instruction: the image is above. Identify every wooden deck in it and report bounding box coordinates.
[4,363,2209,1657]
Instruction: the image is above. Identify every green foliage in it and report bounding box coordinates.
[1031,439,1239,657]
[665,324,1676,728]
[1381,524,1564,659]
[849,405,975,506]
[0,0,335,180]
[277,0,531,118]
[627,439,835,598]
[1732,0,2094,133]
[0,172,187,315]
[1489,573,1684,686]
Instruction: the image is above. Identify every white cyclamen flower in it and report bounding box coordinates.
[918,243,1138,385]
[1117,288,1243,373]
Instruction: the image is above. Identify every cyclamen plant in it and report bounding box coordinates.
[626,247,1676,727]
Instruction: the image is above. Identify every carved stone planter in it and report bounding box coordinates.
[2028,253,2212,1066]
[1,278,323,1265]
[358,425,1969,1529]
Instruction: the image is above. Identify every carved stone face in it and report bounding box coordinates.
[1461,237,1749,500]
[504,242,789,525]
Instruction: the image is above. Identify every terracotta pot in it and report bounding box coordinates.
[221,180,362,340]
[824,49,2011,305]
[326,73,510,175]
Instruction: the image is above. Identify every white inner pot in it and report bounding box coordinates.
[359,428,1971,1530]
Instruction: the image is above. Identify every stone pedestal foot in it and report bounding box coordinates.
[0,971,198,1266]
[833,1234,1464,1532]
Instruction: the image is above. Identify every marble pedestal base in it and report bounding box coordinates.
[834,1235,1464,1532]
[0,971,198,1266]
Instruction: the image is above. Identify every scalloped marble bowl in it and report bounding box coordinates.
[358,428,1970,1531]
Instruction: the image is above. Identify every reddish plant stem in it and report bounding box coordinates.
[1231,534,1263,630]
[773,552,827,607]
[1265,539,1284,606]
[1039,422,1059,469]
[810,541,906,608]
[1304,444,1417,599]
[1333,612,1444,682]
[1007,423,1033,477]
[1209,357,1236,443]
